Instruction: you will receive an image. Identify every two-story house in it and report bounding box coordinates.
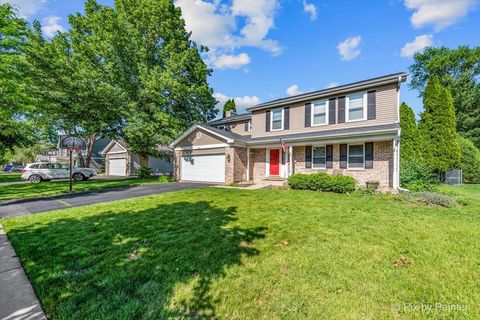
[170,72,407,191]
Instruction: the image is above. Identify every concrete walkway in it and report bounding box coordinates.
[0,182,211,218]
[0,225,46,320]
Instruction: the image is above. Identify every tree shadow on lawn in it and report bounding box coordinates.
[7,201,266,319]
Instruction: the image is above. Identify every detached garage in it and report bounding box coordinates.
[102,140,173,176]
[170,125,249,184]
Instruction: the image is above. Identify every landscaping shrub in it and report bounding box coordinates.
[157,175,173,183]
[288,173,355,193]
[400,158,437,191]
[457,136,480,183]
[135,166,153,179]
[397,191,458,208]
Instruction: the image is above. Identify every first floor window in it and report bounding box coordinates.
[348,144,364,168]
[271,109,283,130]
[348,93,365,121]
[312,146,326,168]
[312,100,327,125]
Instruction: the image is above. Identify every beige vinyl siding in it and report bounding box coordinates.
[109,142,126,153]
[251,83,398,138]
[177,129,226,147]
[228,121,250,135]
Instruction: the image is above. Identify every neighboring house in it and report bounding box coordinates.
[36,136,110,171]
[101,140,173,176]
[170,73,407,191]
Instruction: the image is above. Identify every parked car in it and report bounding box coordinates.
[2,165,12,172]
[9,165,24,172]
[21,162,96,183]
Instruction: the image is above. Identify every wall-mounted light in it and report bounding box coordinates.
[227,154,231,163]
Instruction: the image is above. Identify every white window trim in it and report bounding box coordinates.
[346,92,367,123]
[270,108,284,131]
[347,143,365,170]
[248,120,252,132]
[311,100,329,127]
[312,145,327,169]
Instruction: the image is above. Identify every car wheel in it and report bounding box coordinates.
[29,175,42,183]
[73,173,85,181]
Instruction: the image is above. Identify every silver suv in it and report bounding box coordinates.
[21,162,96,183]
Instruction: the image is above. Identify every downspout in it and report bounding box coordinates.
[246,147,250,181]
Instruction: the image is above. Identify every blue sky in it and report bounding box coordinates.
[2,0,479,117]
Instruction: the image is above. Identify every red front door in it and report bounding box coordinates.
[269,149,280,176]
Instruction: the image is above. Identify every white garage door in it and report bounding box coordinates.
[109,158,126,176]
[181,153,225,183]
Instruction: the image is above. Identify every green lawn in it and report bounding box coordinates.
[0,176,172,201]
[2,186,479,319]
[0,172,22,183]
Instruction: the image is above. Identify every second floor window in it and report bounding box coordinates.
[271,109,283,130]
[347,93,365,121]
[312,100,327,125]
[248,121,252,132]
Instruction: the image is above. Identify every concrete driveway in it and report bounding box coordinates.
[0,182,211,218]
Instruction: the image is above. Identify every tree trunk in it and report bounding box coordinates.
[84,133,97,168]
[139,152,149,167]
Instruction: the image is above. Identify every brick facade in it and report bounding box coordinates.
[250,148,266,182]
[292,141,393,190]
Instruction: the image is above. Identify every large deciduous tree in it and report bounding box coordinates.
[409,46,480,147]
[78,0,217,166]
[0,4,34,156]
[418,75,461,171]
[25,6,127,168]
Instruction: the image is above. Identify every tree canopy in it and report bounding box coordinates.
[223,99,236,117]
[0,4,34,156]
[399,102,421,162]
[418,75,460,171]
[409,46,480,148]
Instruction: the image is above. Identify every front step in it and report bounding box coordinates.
[263,176,286,181]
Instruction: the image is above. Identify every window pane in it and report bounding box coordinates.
[272,120,282,130]
[349,145,363,156]
[272,110,282,120]
[313,114,326,124]
[349,108,363,120]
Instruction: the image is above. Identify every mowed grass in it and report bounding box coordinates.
[2,186,480,319]
[0,172,22,183]
[0,176,171,201]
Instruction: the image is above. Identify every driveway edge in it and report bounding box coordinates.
[0,224,47,320]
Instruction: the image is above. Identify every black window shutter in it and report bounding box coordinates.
[305,103,311,127]
[305,146,312,168]
[329,98,336,124]
[367,90,376,120]
[244,121,248,131]
[340,144,347,168]
[365,142,374,169]
[284,107,290,130]
[265,110,270,132]
[326,145,333,168]
[338,96,345,123]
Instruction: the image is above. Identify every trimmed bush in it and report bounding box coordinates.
[457,136,480,183]
[288,173,355,193]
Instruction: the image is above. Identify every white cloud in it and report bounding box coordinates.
[404,0,476,31]
[213,92,261,112]
[42,16,64,38]
[326,82,339,88]
[0,0,46,17]
[337,35,362,61]
[286,84,302,96]
[303,1,318,21]
[400,34,433,57]
[175,0,281,69]
[210,53,251,69]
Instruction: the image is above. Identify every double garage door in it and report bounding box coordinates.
[181,153,225,183]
